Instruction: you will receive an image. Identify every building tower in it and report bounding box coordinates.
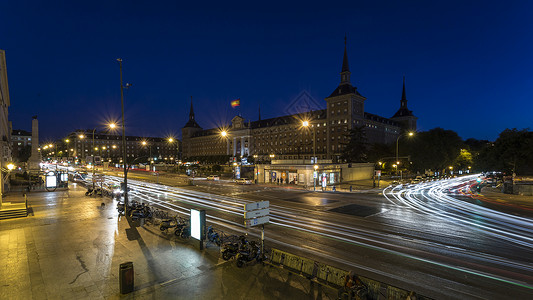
[181,97,202,159]
[324,36,367,160]
[391,77,417,131]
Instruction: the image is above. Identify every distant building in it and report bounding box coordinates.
[182,39,417,162]
[61,130,181,164]
[11,129,32,163]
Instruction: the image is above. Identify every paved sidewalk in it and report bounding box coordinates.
[0,185,337,299]
[478,186,533,210]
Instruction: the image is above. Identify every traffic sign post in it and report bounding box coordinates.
[244,208,269,219]
[244,201,270,259]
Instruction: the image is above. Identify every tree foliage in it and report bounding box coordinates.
[475,129,533,175]
[405,128,463,172]
[366,143,394,163]
[340,126,367,163]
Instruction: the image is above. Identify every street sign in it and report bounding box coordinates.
[244,208,269,219]
[93,175,105,183]
[245,216,269,227]
[244,201,269,211]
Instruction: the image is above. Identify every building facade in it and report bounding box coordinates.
[11,129,31,163]
[60,130,181,164]
[181,41,417,162]
[0,50,12,200]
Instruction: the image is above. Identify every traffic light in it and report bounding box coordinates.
[476,177,481,183]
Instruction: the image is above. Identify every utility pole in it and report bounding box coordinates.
[118,58,128,216]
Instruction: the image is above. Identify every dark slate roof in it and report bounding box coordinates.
[191,128,221,138]
[364,112,400,127]
[250,109,327,129]
[327,83,363,98]
[12,129,31,136]
[392,107,415,118]
[183,119,202,128]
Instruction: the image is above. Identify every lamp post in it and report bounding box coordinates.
[117,58,131,215]
[142,140,152,171]
[91,128,97,189]
[168,137,179,164]
[89,123,116,191]
[395,132,414,177]
[302,120,316,164]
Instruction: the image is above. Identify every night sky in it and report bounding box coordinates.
[2,1,532,142]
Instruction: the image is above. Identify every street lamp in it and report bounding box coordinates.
[313,164,318,191]
[395,131,414,177]
[168,137,179,164]
[89,123,117,191]
[117,57,132,215]
[141,140,153,170]
[302,120,316,164]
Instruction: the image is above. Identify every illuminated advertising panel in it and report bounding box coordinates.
[46,171,57,188]
[191,209,201,240]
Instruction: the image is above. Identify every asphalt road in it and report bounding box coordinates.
[81,170,533,299]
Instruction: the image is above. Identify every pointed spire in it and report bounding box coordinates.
[258,104,261,121]
[189,96,194,120]
[341,33,350,73]
[340,34,351,85]
[401,76,406,101]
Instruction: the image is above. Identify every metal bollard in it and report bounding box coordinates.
[119,262,134,294]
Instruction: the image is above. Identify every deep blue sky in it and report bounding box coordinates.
[2,1,532,142]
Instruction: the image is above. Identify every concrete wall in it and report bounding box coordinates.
[513,183,533,196]
[341,163,374,181]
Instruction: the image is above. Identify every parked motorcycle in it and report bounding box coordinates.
[130,204,152,221]
[116,202,125,215]
[221,235,247,261]
[206,226,221,246]
[85,187,102,196]
[174,219,190,238]
[159,215,180,232]
[236,240,261,268]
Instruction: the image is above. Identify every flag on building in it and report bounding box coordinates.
[231,99,240,108]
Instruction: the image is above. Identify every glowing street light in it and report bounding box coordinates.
[301,120,316,163]
[395,131,415,177]
[168,137,179,164]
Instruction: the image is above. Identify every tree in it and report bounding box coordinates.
[406,128,463,172]
[340,126,367,163]
[453,149,473,170]
[366,143,394,163]
[476,129,533,175]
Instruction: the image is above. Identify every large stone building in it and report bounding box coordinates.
[182,41,417,162]
[0,50,12,200]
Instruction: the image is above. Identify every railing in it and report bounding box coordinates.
[266,248,431,300]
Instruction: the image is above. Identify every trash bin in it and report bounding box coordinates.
[119,262,134,294]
